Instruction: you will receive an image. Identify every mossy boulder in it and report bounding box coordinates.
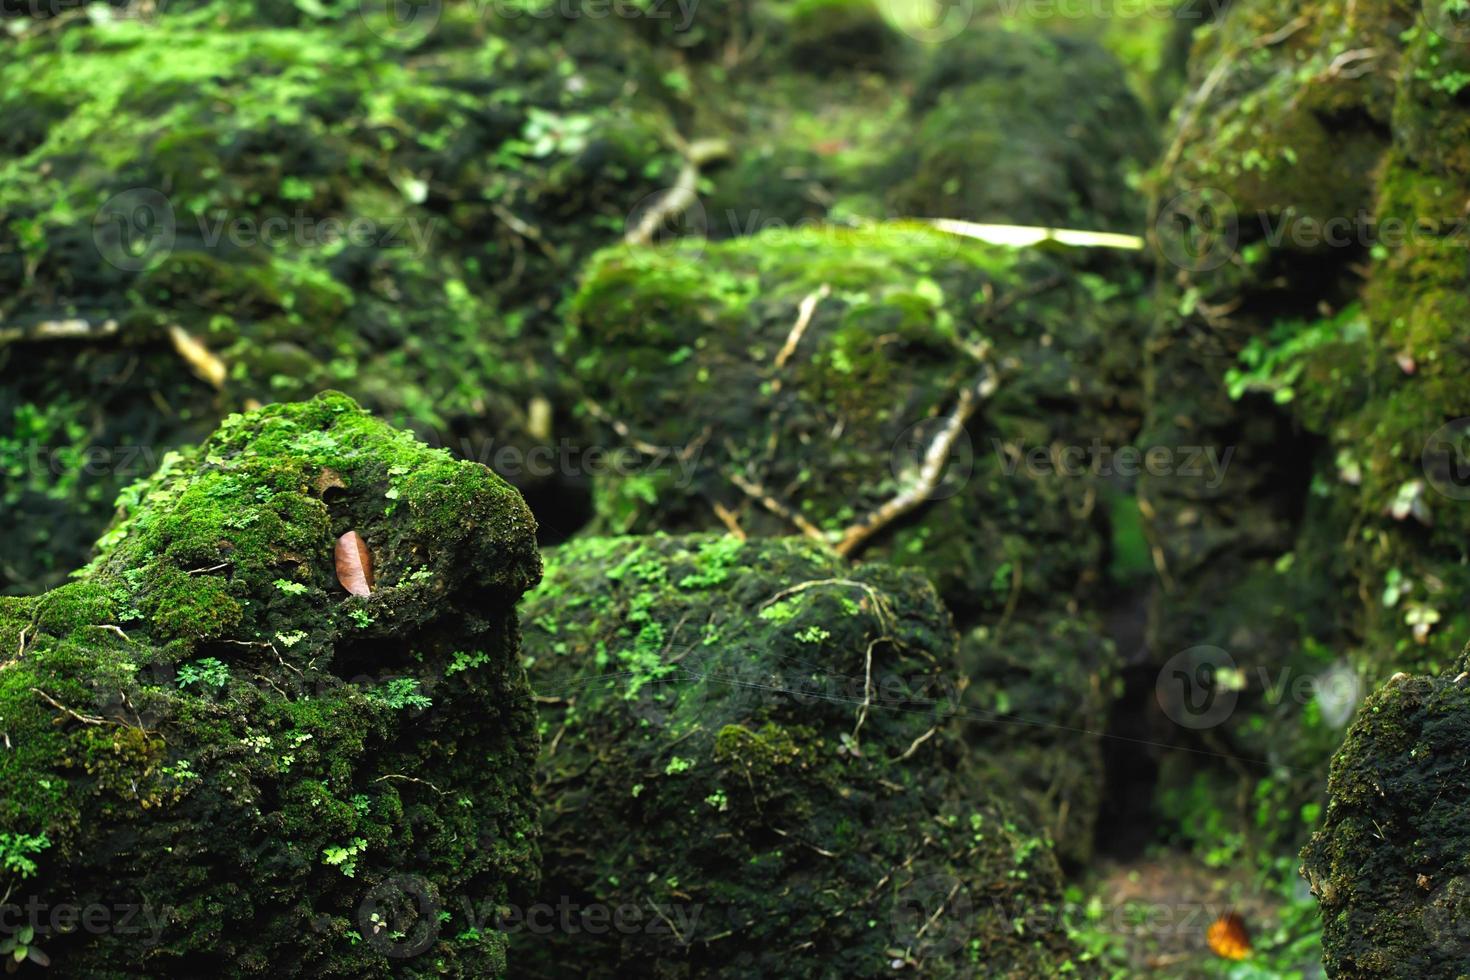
[0,0,689,592]
[0,392,542,976]
[1138,0,1412,662]
[1135,2,1470,859]
[558,225,1140,865]
[1300,656,1470,978]
[560,223,1147,625]
[957,615,1117,868]
[518,534,1094,978]
[1128,0,1464,865]
[881,29,1156,232]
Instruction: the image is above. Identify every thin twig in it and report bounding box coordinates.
[852,637,881,741]
[834,364,998,558]
[31,688,109,726]
[727,470,827,543]
[625,137,730,246]
[711,502,747,540]
[899,725,939,761]
[0,318,119,345]
[773,284,832,370]
[583,398,666,456]
[491,202,560,262]
[167,325,227,390]
[374,774,446,796]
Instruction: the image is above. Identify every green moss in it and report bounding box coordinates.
[519,534,1093,977]
[882,28,1155,232]
[0,0,687,593]
[562,224,1147,628]
[1301,658,1470,978]
[0,393,542,977]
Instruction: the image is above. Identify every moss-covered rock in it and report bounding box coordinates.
[1300,656,1470,978]
[561,223,1147,624]
[1134,0,1470,884]
[881,28,1156,232]
[559,224,1142,865]
[0,392,542,976]
[0,0,690,593]
[1139,0,1412,666]
[1139,0,1467,732]
[518,534,1094,977]
[0,2,1149,598]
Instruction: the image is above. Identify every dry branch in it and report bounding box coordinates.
[833,364,998,558]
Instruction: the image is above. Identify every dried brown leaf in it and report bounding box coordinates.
[335,530,375,596]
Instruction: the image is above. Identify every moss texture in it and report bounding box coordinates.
[518,533,1095,978]
[0,392,542,976]
[1125,0,1470,866]
[1139,0,1413,668]
[563,223,1146,620]
[0,0,693,592]
[561,223,1143,863]
[1300,654,1470,978]
[882,28,1156,233]
[0,3,1156,595]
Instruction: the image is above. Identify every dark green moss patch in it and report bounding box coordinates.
[519,533,1095,978]
[0,392,541,977]
[1301,657,1470,978]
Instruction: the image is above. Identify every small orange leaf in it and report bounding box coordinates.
[1207,912,1251,961]
[335,530,375,596]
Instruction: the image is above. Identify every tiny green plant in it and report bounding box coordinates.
[0,832,49,879]
[0,926,50,969]
[445,649,490,676]
[371,677,433,711]
[322,838,368,877]
[177,657,230,690]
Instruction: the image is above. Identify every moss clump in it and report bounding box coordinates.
[0,392,542,977]
[518,534,1093,978]
[958,615,1117,868]
[881,28,1156,232]
[559,226,1141,867]
[0,0,688,592]
[1300,655,1470,978]
[561,223,1147,626]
